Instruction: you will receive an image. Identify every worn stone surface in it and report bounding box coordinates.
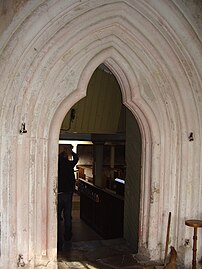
[57,239,158,269]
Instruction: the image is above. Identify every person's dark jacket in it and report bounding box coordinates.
[58,151,78,193]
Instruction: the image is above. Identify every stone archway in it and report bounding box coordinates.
[50,51,153,251]
[0,1,201,268]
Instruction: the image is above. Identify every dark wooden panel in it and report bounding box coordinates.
[79,179,124,239]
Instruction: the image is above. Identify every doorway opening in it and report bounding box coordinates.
[57,64,142,263]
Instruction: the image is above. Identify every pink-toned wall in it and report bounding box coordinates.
[0,1,201,268]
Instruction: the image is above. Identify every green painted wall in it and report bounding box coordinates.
[61,66,123,134]
[124,109,142,252]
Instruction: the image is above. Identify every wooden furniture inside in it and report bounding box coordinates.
[185,219,202,269]
[77,165,93,183]
[79,179,124,239]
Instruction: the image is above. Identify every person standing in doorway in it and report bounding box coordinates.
[57,144,79,251]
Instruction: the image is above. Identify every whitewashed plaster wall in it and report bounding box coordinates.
[0,1,201,268]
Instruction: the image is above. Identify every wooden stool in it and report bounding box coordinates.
[185,219,202,269]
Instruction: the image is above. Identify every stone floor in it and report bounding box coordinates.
[57,238,159,269]
[57,193,160,269]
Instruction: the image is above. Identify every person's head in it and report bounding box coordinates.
[64,144,73,159]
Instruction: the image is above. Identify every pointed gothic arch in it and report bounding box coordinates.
[50,57,152,251]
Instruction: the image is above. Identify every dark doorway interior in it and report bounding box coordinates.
[57,64,142,261]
